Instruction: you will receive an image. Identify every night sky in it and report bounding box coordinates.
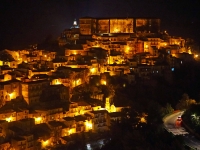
[0,0,200,50]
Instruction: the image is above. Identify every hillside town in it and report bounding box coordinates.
[0,17,199,150]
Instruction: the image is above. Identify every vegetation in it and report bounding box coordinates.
[176,93,197,110]
[182,104,200,134]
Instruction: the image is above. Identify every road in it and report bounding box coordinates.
[164,111,200,150]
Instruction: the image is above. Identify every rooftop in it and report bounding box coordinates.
[63,117,75,122]
[74,115,86,122]
[12,136,26,141]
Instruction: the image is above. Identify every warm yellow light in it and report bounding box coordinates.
[85,121,93,130]
[6,117,12,122]
[35,117,42,123]
[110,104,116,112]
[42,140,49,147]
[101,80,106,85]
[164,43,167,46]
[68,129,72,135]
[44,55,47,57]
[55,79,62,85]
[8,93,15,100]
[125,46,130,54]
[140,117,147,123]
[90,68,95,73]
[74,52,77,55]
[114,28,119,33]
[76,79,81,85]
[145,45,148,48]
[195,54,198,58]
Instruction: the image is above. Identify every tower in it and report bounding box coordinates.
[105,97,110,112]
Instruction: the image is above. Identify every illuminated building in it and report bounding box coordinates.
[87,110,109,132]
[74,115,87,133]
[0,79,21,103]
[19,134,34,149]
[79,17,160,35]
[0,142,11,150]
[65,44,86,56]
[21,80,50,105]
[11,137,26,150]
[135,18,160,33]
[79,17,97,35]
[109,112,123,123]
[52,58,68,70]
[61,117,76,135]
[147,38,162,49]
[0,109,16,122]
[169,36,185,47]
[135,40,144,53]
[48,121,65,143]
[59,19,80,45]
[39,84,70,103]
[105,97,111,112]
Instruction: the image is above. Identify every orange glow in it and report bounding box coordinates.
[8,92,15,100]
[6,117,12,122]
[68,129,72,135]
[101,80,106,85]
[85,121,93,131]
[140,117,147,123]
[125,46,130,54]
[68,128,76,135]
[90,68,95,73]
[55,79,62,85]
[35,117,42,124]
[114,28,119,33]
[42,140,49,148]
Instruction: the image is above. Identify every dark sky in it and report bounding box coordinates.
[0,0,200,50]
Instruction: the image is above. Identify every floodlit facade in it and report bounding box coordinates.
[79,17,160,35]
[0,15,196,149]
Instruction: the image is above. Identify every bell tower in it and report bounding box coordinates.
[105,97,110,112]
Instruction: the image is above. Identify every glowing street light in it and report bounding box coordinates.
[35,117,42,124]
[90,68,95,74]
[85,121,93,131]
[42,140,49,148]
[68,129,72,135]
[8,92,15,100]
[101,80,106,85]
[6,117,12,122]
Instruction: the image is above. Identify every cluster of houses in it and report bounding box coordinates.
[0,17,197,149]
